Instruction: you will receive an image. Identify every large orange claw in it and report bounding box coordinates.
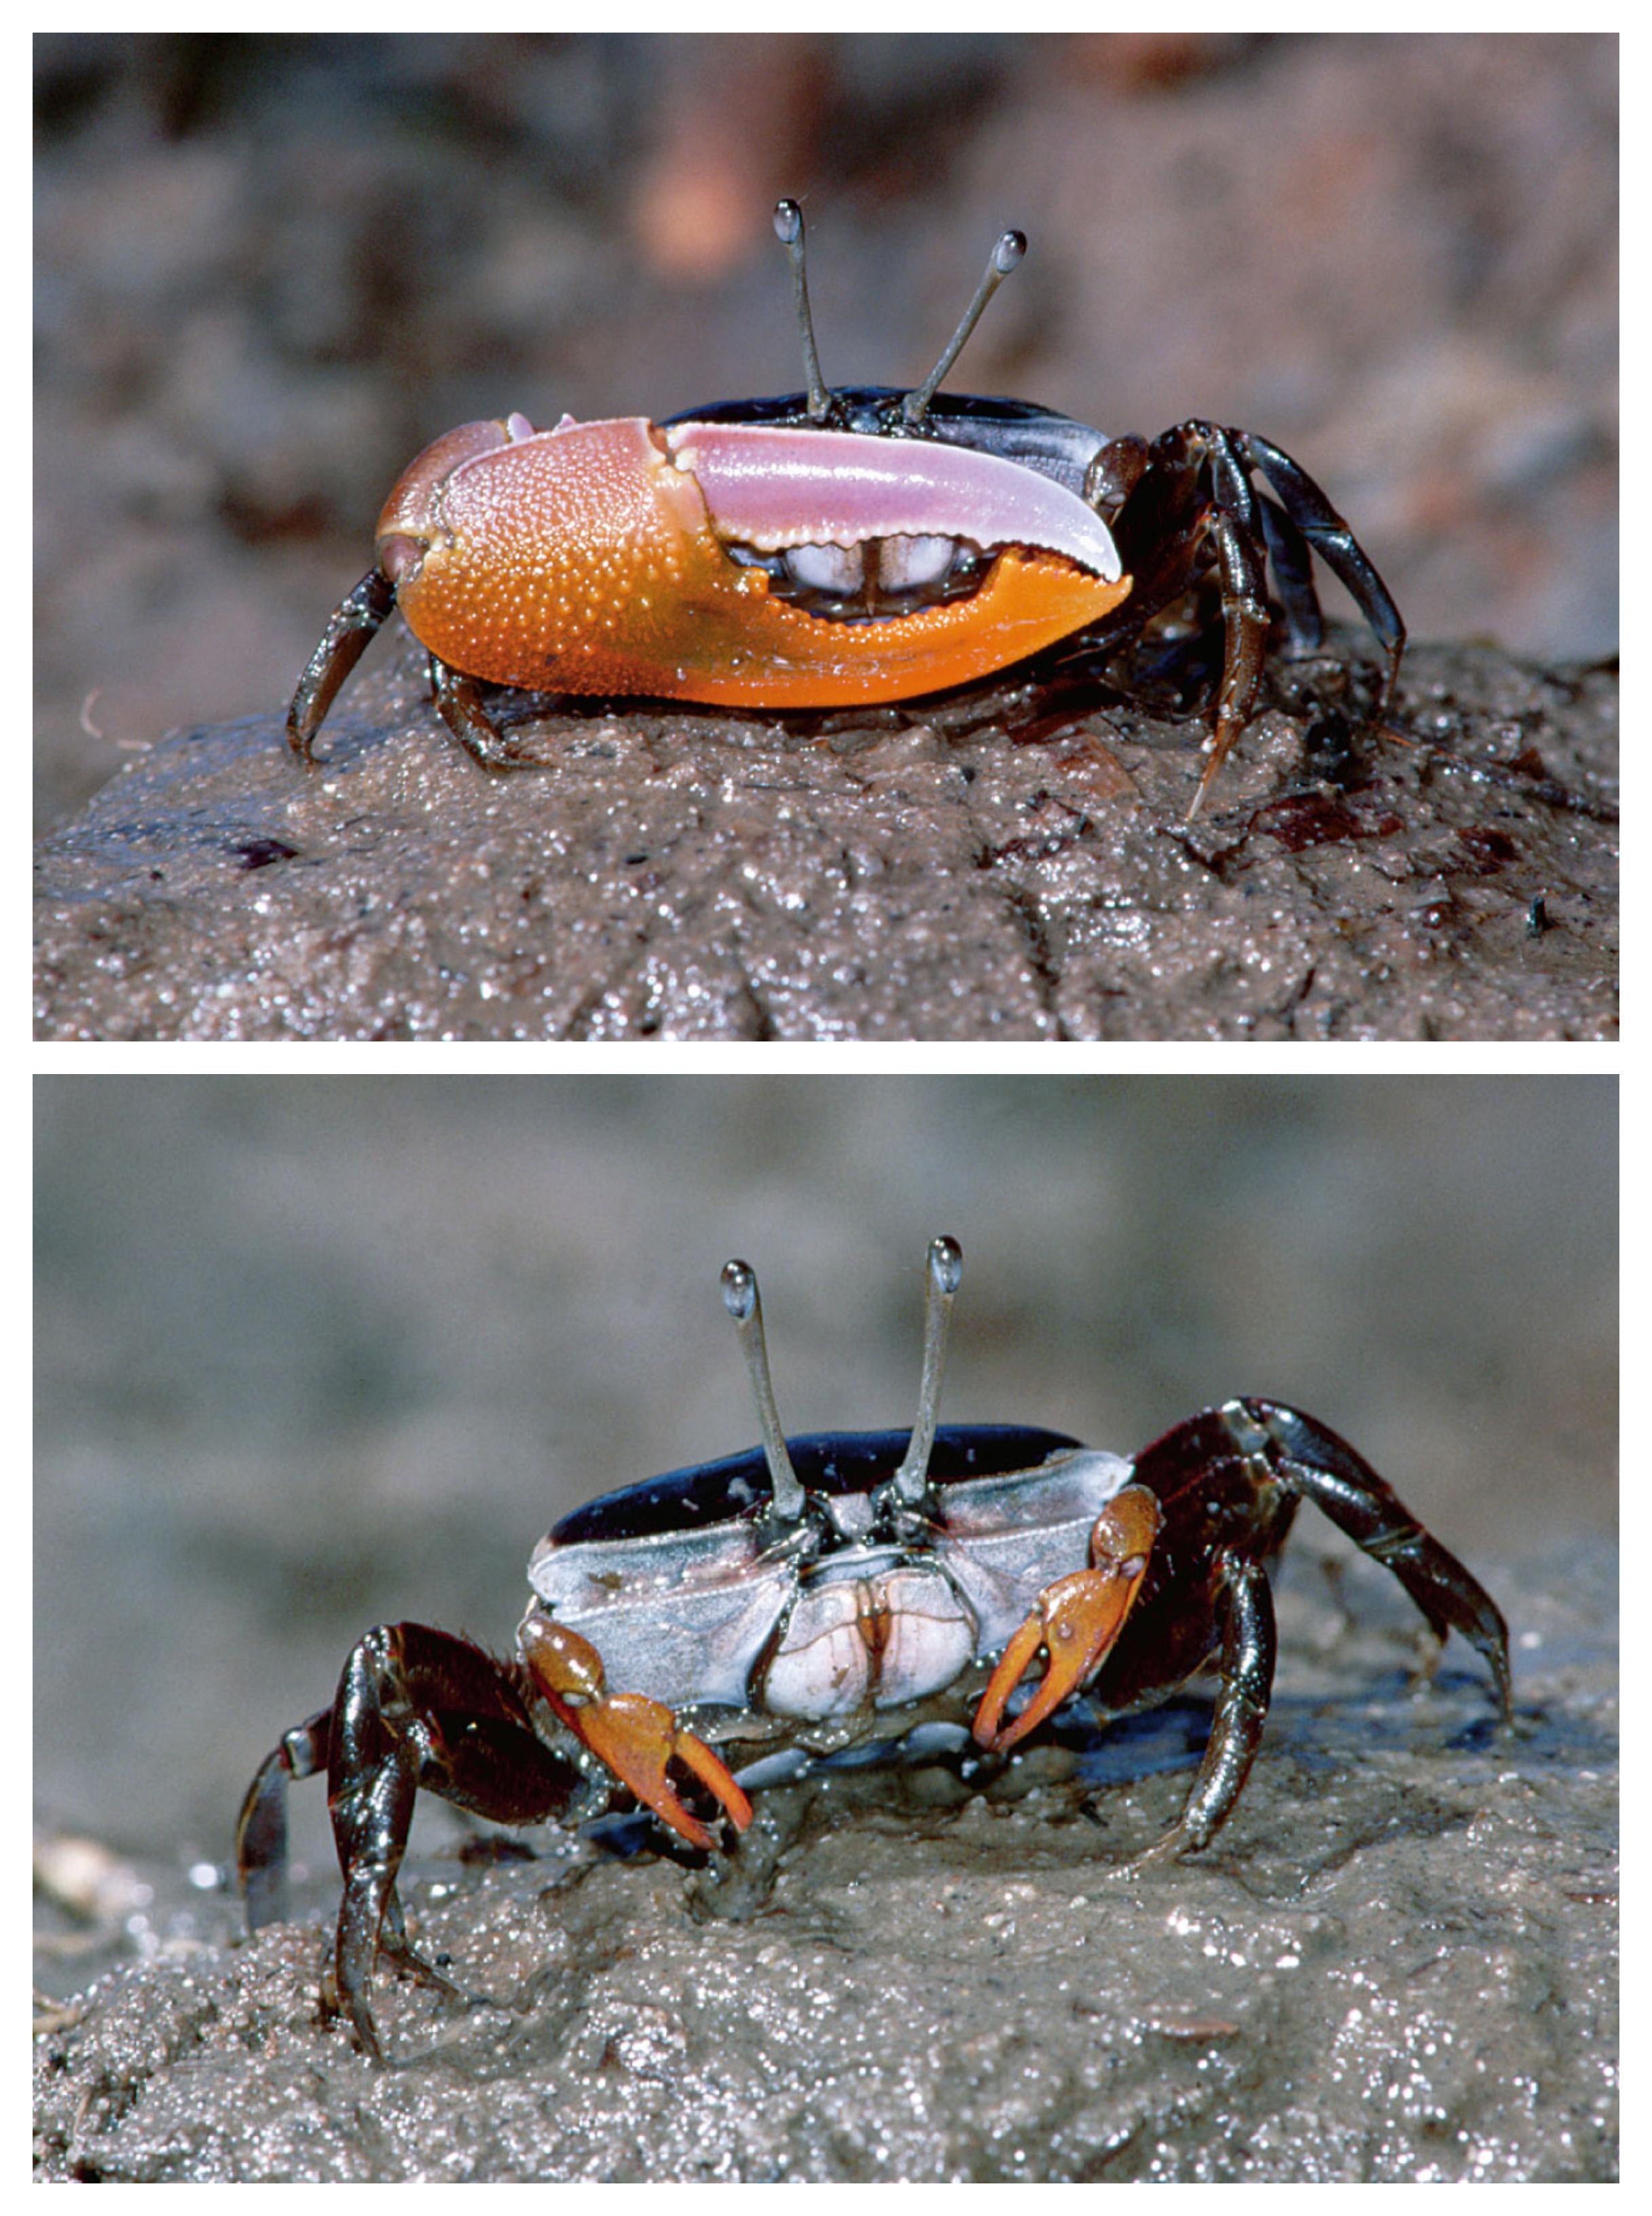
[972,1484,1161,1753]
[519,1617,752,1850]
[378,414,1133,709]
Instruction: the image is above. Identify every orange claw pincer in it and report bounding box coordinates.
[972,1484,1163,1753]
[519,1613,752,1851]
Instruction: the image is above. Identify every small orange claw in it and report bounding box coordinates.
[519,1615,752,1849]
[972,1484,1162,1754]
[571,1692,753,1850]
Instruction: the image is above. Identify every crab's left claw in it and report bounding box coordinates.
[519,1617,752,1851]
[972,1484,1161,1752]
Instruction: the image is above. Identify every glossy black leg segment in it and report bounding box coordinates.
[1111,423,1285,815]
[1195,500,1273,815]
[323,1621,587,2063]
[1082,432,1150,515]
[1234,432,1406,707]
[1232,1397,1512,1717]
[1257,492,1325,656]
[236,1707,333,1930]
[1103,426,1215,629]
[1101,420,1408,811]
[428,658,548,770]
[287,568,396,762]
[1131,1548,1276,1864]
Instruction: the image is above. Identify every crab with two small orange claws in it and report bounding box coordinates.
[238,1235,1508,2064]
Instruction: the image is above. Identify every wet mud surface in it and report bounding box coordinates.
[33,1540,1615,2183]
[33,635,1616,1040]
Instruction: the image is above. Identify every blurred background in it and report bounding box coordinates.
[35,32,1617,829]
[35,1073,1615,1881]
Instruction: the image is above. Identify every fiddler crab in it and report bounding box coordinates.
[238,1236,1509,2065]
[288,201,1406,817]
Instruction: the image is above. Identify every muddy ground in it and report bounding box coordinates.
[33,634,1617,1040]
[33,1540,1615,2183]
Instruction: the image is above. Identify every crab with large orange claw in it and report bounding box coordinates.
[238,1235,1508,2065]
[287,200,1405,818]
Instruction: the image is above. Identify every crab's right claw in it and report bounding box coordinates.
[972,1484,1161,1752]
[519,1616,752,1850]
[572,1691,753,1850]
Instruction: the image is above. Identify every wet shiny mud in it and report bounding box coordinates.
[33,1540,1615,2181]
[35,635,1616,1041]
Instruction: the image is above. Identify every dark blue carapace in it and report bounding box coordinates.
[549,1423,1082,1547]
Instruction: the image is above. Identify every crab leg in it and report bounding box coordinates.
[236,1705,332,1931]
[1123,1547,1276,1867]
[286,566,395,762]
[1235,432,1406,709]
[519,1614,753,1850]
[972,1483,1162,1751]
[1226,1397,1511,1715]
[320,1621,589,2064]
